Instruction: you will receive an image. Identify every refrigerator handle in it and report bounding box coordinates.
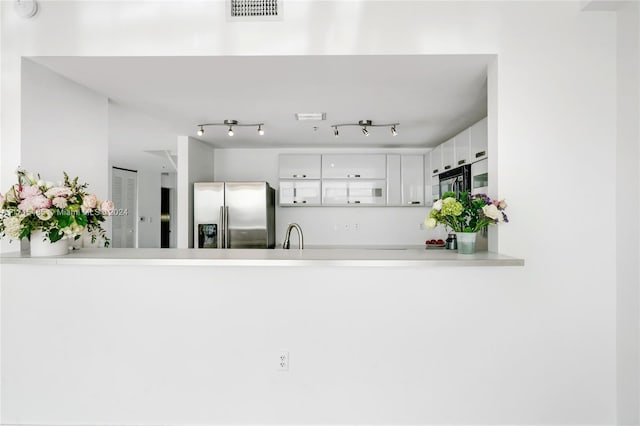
[224,206,230,248]
[218,206,224,249]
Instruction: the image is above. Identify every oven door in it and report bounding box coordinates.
[471,159,488,195]
[439,175,458,198]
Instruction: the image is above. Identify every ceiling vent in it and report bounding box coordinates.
[227,0,283,21]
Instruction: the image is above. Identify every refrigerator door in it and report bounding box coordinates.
[193,182,224,248]
[225,182,275,248]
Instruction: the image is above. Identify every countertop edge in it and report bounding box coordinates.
[0,248,525,267]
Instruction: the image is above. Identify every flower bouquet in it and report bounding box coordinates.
[425,191,508,253]
[0,168,113,248]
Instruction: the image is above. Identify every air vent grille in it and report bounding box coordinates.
[229,0,281,19]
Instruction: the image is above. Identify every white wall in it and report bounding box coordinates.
[214,148,438,246]
[177,136,214,248]
[136,170,161,248]
[108,103,177,248]
[615,2,640,424]
[0,1,630,424]
[20,58,108,207]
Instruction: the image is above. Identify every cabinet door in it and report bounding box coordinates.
[401,155,424,206]
[347,181,386,205]
[322,181,348,204]
[469,117,488,162]
[441,138,455,172]
[454,128,471,167]
[279,180,321,206]
[430,145,442,175]
[322,154,386,179]
[386,154,402,205]
[279,154,321,179]
[424,152,432,206]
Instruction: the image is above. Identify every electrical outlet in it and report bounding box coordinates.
[353,223,359,230]
[278,350,289,371]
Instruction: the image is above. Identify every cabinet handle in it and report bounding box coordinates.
[348,200,361,204]
[432,169,439,174]
[347,174,361,178]
[292,174,307,178]
[408,201,421,205]
[293,200,307,204]
[458,159,466,165]
[444,165,451,170]
[475,151,486,158]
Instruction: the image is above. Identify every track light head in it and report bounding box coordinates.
[258,125,264,136]
[333,127,339,137]
[228,126,234,136]
[391,125,397,136]
[362,127,369,136]
[197,126,204,136]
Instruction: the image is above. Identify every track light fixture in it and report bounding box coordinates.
[331,120,399,137]
[196,119,265,137]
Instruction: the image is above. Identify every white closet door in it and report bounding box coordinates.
[111,167,138,248]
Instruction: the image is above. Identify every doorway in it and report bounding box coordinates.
[111,167,138,248]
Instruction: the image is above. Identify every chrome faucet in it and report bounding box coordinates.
[283,223,304,249]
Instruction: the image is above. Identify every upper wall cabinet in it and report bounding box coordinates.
[386,154,424,206]
[469,117,488,162]
[454,128,471,167]
[401,155,424,206]
[430,145,442,175]
[424,152,433,207]
[441,138,455,172]
[279,181,321,206]
[322,154,386,179]
[279,154,321,179]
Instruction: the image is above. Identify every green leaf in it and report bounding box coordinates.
[57,214,72,228]
[75,213,88,227]
[19,227,31,240]
[49,228,62,242]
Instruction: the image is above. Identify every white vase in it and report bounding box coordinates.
[30,230,69,257]
[455,232,477,254]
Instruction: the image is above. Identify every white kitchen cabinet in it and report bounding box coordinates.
[430,145,442,175]
[469,117,488,163]
[279,154,321,179]
[347,180,386,205]
[279,180,321,206]
[322,154,386,179]
[386,154,402,205]
[454,128,471,167]
[401,155,424,206]
[424,152,432,207]
[321,181,348,204]
[441,137,455,172]
[322,180,386,205]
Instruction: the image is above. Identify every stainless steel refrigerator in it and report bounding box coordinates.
[193,182,276,248]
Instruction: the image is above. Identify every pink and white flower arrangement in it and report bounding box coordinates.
[0,168,112,246]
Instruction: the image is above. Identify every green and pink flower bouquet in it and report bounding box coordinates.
[425,191,508,233]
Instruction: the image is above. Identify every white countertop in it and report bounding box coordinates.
[0,247,524,267]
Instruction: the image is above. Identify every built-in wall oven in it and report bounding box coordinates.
[438,164,471,198]
[471,158,488,195]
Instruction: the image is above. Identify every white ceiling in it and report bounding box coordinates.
[30,54,489,157]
